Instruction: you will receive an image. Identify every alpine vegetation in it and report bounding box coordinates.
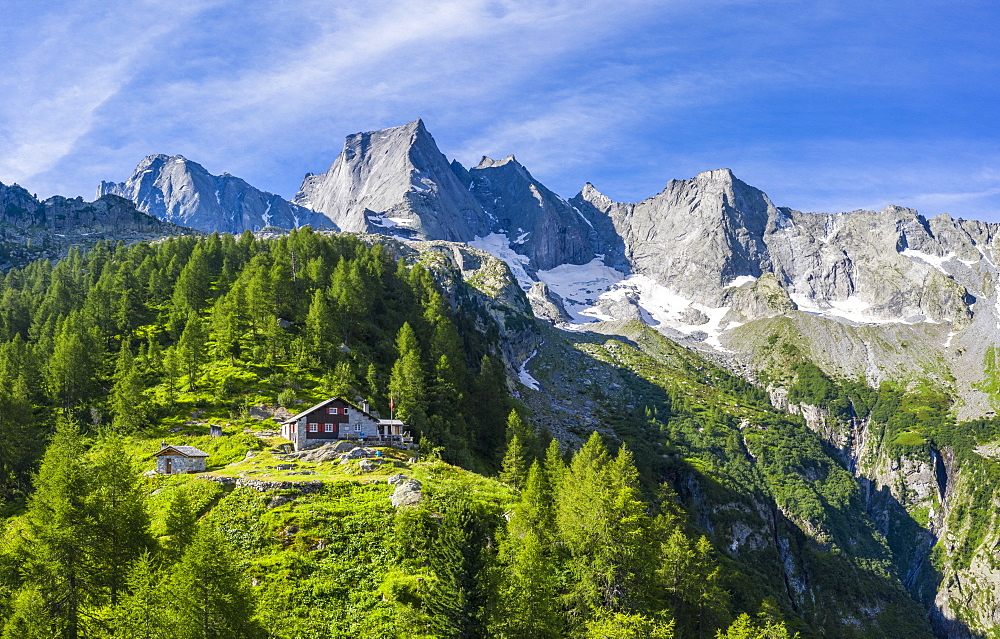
[1,120,1000,638]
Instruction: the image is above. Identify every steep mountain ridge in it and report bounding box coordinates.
[98,154,330,234]
[464,154,595,271]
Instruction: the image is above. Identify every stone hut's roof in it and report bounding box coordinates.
[153,445,209,458]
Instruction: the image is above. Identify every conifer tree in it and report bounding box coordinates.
[493,528,562,639]
[557,433,653,614]
[176,312,206,390]
[499,434,529,489]
[492,461,561,639]
[1,586,52,639]
[544,438,567,497]
[110,340,147,433]
[0,372,39,499]
[305,288,335,363]
[162,489,199,559]
[506,410,539,463]
[86,440,153,606]
[164,524,262,639]
[388,322,426,426]
[19,420,93,638]
[512,461,555,542]
[46,315,95,412]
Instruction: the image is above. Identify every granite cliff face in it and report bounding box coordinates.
[98,154,330,234]
[293,119,487,241]
[462,155,595,271]
[574,168,984,326]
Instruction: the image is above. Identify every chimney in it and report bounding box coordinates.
[363,400,370,414]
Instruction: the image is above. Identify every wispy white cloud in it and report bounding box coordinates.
[2,0,998,225]
[0,0,222,190]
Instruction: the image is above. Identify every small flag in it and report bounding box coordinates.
[389,397,395,410]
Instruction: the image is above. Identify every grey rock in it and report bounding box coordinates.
[358,458,389,472]
[294,119,488,242]
[99,154,332,234]
[527,281,572,323]
[338,447,379,464]
[267,495,291,509]
[387,474,408,486]
[285,440,356,463]
[467,155,595,270]
[391,479,423,508]
[0,181,192,268]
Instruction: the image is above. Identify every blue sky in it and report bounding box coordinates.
[2,0,999,220]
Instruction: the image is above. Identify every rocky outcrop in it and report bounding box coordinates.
[0,182,191,268]
[527,281,572,324]
[99,154,331,233]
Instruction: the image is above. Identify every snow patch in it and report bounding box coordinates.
[571,205,595,230]
[469,233,534,290]
[789,293,907,325]
[367,215,397,228]
[725,275,757,288]
[513,230,530,244]
[901,249,954,274]
[262,201,273,227]
[944,331,958,348]
[518,350,540,390]
[536,259,735,351]
[537,258,625,322]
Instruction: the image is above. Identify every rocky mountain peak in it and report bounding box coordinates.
[695,167,737,184]
[467,149,596,270]
[99,155,329,233]
[475,155,519,169]
[293,120,488,241]
[578,182,613,210]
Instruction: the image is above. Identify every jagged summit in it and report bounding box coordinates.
[293,119,488,241]
[695,167,737,182]
[475,155,519,169]
[99,155,330,234]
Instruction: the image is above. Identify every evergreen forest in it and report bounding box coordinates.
[0,230,961,638]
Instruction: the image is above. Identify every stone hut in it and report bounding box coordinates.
[153,445,209,474]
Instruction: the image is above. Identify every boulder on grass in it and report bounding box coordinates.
[391,479,423,508]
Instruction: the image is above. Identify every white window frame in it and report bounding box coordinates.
[308,423,318,432]
[325,423,334,433]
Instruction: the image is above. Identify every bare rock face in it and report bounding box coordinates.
[466,155,595,270]
[720,272,797,321]
[98,154,331,234]
[294,119,488,241]
[527,281,572,324]
[575,168,982,326]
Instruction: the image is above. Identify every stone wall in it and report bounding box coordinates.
[156,455,206,474]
